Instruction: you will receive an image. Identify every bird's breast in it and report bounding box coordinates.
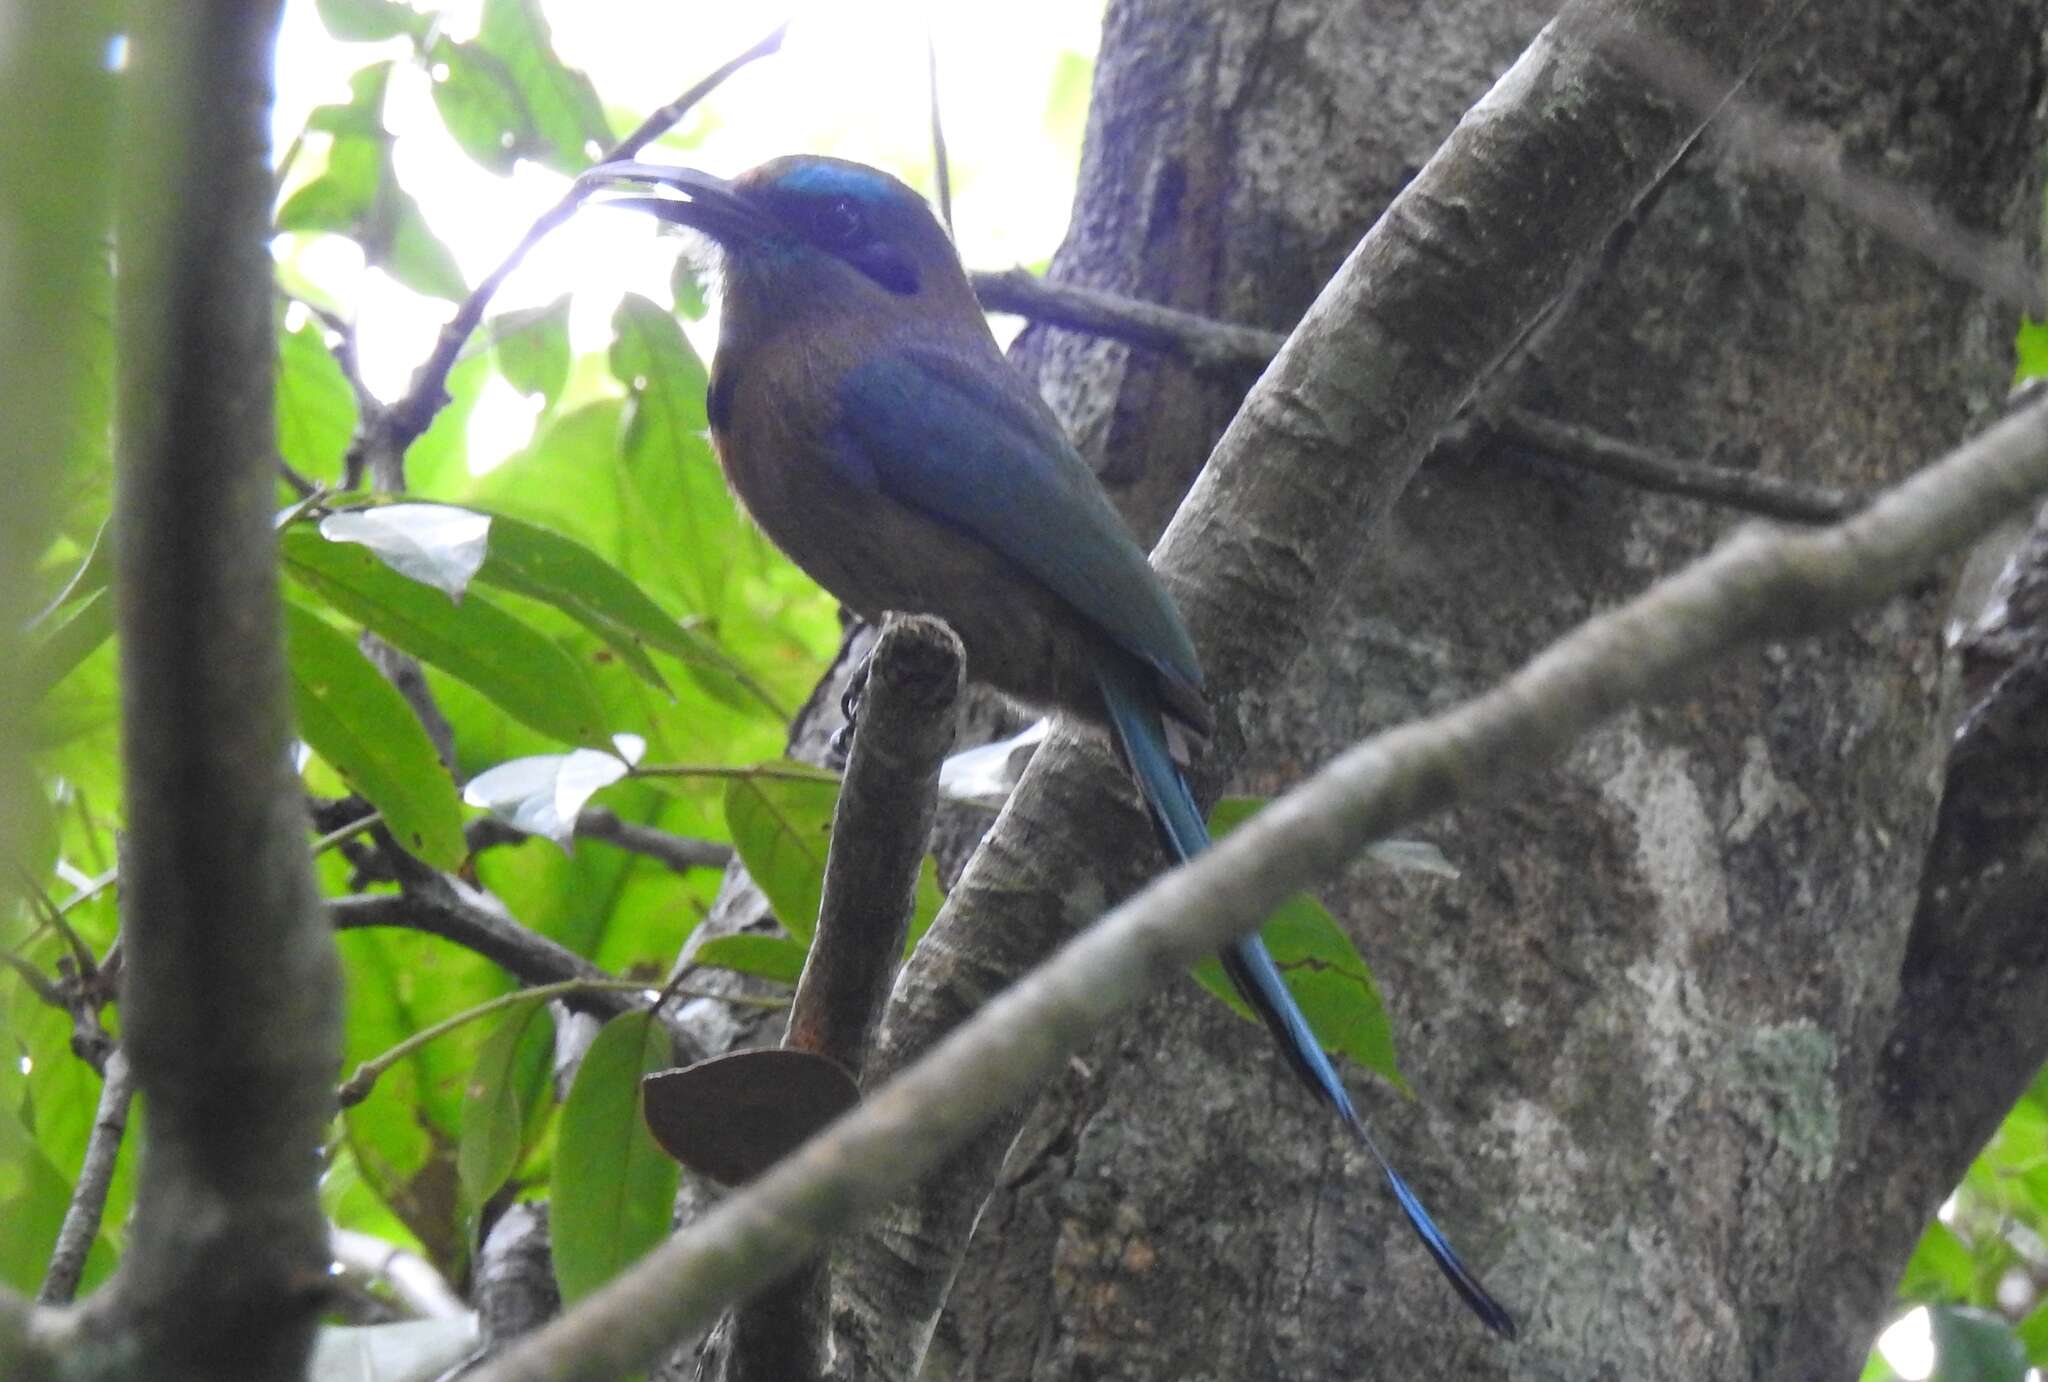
[705,345,1105,720]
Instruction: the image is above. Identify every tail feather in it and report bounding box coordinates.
[1097,657,1516,1341]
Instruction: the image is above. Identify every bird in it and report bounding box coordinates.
[583,153,1515,1339]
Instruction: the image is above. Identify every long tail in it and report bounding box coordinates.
[1097,657,1517,1340]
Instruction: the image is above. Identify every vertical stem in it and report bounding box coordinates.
[110,3,343,1375]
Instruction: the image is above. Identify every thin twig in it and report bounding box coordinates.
[0,950,66,1008]
[466,810,734,874]
[37,1049,133,1305]
[630,761,837,785]
[1598,19,2048,317]
[337,977,776,1108]
[311,811,382,859]
[14,867,98,976]
[1490,406,1861,523]
[278,286,380,420]
[969,267,1286,376]
[351,21,788,488]
[331,887,628,1008]
[328,883,715,1063]
[53,867,118,918]
[275,455,318,497]
[577,808,735,872]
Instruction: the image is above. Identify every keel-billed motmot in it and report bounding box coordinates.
[587,154,1515,1339]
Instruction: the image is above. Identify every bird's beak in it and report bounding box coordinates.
[578,161,774,244]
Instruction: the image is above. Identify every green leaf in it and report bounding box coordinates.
[1190,797,1406,1092]
[276,63,467,303]
[339,927,506,1276]
[906,855,945,953]
[490,294,572,408]
[277,316,359,484]
[29,517,111,629]
[465,503,786,713]
[724,766,840,943]
[2016,318,2048,384]
[277,65,391,233]
[315,0,427,42]
[1930,1305,2028,1382]
[281,527,611,748]
[25,586,113,704]
[475,0,612,174]
[282,601,467,870]
[465,509,683,694]
[1900,1220,1979,1302]
[2015,1298,2048,1363]
[405,350,492,499]
[387,194,469,303]
[428,36,530,176]
[1041,49,1094,155]
[458,1003,553,1214]
[607,295,725,612]
[693,934,809,986]
[670,258,708,321]
[553,1012,677,1304]
[459,385,824,755]
[0,1095,82,1293]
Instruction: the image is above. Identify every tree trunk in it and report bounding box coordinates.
[930,2,2048,1379]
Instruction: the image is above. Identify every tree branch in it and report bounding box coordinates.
[718,618,963,1382]
[465,808,734,875]
[36,1050,131,1306]
[348,21,787,488]
[467,371,2048,1382]
[474,1203,560,1355]
[786,617,963,1080]
[969,267,1285,377]
[102,3,340,1374]
[971,270,1866,523]
[329,885,652,1023]
[1487,405,1861,523]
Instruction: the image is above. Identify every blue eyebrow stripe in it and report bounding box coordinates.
[773,161,896,203]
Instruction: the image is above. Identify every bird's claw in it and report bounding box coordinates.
[827,656,872,767]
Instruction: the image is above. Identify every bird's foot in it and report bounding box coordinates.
[826,656,872,767]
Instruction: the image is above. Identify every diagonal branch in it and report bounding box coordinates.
[347,21,787,488]
[36,1051,133,1306]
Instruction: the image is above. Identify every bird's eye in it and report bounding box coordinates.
[816,197,867,247]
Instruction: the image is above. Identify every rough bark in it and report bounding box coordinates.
[919,2,2048,1380]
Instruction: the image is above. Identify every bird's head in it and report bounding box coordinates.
[582,155,976,331]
